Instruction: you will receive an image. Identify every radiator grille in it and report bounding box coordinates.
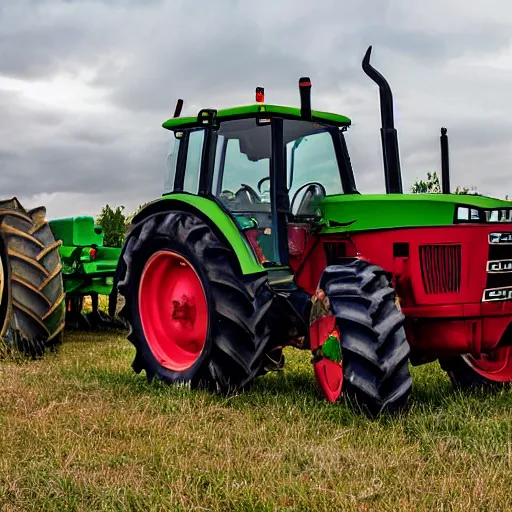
[419,244,462,294]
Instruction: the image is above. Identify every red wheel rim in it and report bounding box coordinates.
[463,346,512,382]
[139,250,208,372]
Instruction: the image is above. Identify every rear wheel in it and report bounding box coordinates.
[0,199,66,357]
[440,347,512,389]
[117,211,275,392]
[321,259,412,416]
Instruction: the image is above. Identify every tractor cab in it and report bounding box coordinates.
[162,85,356,271]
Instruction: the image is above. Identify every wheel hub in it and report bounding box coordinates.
[139,250,208,372]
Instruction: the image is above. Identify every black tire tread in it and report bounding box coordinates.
[321,258,412,416]
[0,199,65,357]
[117,211,274,393]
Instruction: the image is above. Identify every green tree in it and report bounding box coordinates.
[411,172,441,194]
[453,185,480,195]
[411,172,480,196]
[97,204,127,248]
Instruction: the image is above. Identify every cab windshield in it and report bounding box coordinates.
[212,118,271,212]
[284,120,344,214]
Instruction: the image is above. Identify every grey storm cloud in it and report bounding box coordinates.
[1,0,512,219]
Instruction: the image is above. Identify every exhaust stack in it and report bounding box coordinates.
[440,127,450,194]
[299,77,312,120]
[362,46,403,194]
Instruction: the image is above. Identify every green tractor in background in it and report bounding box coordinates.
[48,215,123,329]
[115,46,512,417]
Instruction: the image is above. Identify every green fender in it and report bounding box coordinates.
[126,193,265,275]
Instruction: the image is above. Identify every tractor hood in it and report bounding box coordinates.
[319,193,512,233]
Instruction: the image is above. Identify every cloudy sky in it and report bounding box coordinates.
[1,0,512,220]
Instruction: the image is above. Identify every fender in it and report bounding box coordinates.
[121,193,265,276]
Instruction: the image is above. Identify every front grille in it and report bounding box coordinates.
[419,244,462,294]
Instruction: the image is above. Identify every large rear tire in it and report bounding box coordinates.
[0,199,66,357]
[117,211,275,393]
[321,259,412,416]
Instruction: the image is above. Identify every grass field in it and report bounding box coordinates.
[1,331,512,511]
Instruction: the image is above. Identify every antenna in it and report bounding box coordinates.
[173,99,184,118]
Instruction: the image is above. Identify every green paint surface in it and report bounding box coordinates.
[141,194,265,275]
[321,334,342,362]
[162,104,351,130]
[319,193,512,233]
[50,216,121,296]
[49,216,104,247]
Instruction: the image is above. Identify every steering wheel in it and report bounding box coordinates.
[235,183,261,204]
[257,176,270,193]
[290,182,326,216]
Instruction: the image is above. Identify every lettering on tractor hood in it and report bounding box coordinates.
[487,260,512,273]
[489,232,512,244]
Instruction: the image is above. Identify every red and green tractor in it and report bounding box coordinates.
[115,46,512,416]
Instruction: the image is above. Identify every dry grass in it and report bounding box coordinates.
[1,331,512,511]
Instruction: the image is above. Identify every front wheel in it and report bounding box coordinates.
[117,211,275,393]
[320,259,412,416]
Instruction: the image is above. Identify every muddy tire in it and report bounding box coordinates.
[0,199,66,357]
[117,211,275,393]
[321,259,412,416]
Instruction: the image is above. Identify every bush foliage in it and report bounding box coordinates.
[96,205,127,248]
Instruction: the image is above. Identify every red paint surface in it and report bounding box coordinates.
[462,346,512,382]
[293,224,512,360]
[313,359,343,402]
[310,314,342,402]
[310,314,336,351]
[138,250,208,372]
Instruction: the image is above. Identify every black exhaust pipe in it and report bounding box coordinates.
[440,127,450,194]
[299,77,312,121]
[362,46,403,194]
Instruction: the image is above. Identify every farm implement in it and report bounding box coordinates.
[115,46,512,416]
[48,216,123,329]
[0,207,124,359]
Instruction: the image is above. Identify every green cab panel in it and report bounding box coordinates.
[319,193,512,233]
[49,216,104,247]
[135,194,265,275]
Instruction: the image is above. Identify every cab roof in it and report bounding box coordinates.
[162,103,351,130]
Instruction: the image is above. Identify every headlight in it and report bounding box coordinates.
[455,206,480,221]
[485,209,512,223]
[455,206,512,223]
